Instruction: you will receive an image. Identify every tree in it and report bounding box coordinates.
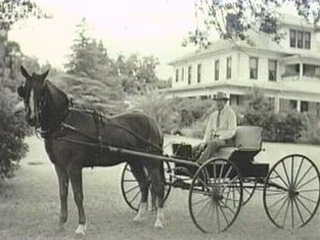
[0,0,46,180]
[64,18,125,115]
[186,0,320,48]
[0,0,48,31]
[115,54,162,95]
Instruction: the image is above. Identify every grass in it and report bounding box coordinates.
[0,135,319,240]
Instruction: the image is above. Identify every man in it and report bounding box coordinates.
[196,92,237,164]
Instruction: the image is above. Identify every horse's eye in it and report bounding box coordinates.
[17,86,26,98]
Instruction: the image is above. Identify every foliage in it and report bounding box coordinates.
[176,98,214,128]
[181,117,207,139]
[0,1,47,179]
[0,76,29,180]
[264,111,307,142]
[240,88,306,142]
[186,0,320,48]
[240,87,274,127]
[299,114,320,144]
[116,54,162,95]
[65,18,114,79]
[52,74,125,116]
[0,0,49,30]
[129,92,180,133]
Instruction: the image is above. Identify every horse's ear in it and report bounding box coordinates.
[42,69,49,81]
[20,66,30,79]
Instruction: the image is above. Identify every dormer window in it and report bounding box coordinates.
[290,29,311,49]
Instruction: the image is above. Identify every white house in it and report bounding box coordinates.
[167,14,320,116]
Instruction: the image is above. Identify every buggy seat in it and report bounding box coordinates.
[217,126,263,160]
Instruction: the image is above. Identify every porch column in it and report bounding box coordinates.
[297,100,301,112]
[299,63,303,81]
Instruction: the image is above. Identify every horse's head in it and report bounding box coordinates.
[18,66,49,127]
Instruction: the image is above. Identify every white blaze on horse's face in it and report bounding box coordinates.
[28,88,37,125]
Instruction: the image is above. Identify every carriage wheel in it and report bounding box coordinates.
[120,161,172,211]
[263,154,320,229]
[188,158,243,233]
[242,178,257,206]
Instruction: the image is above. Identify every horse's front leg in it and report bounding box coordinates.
[69,169,86,235]
[55,165,69,230]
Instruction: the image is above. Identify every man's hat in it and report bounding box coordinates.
[213,91,229,101]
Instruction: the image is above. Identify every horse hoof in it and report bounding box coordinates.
[75,224,86,235]
[133,216,145,223]
[154,220,163,229]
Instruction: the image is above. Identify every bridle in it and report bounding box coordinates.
[18,82,49,128]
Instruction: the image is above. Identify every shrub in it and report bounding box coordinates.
[175,98,214,128]
[130,92,181,134]
[0,86,29,180]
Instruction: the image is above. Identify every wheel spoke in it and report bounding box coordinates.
[123,179,138,183]
[272,169,289,188]
[297,175,319,190]
[268,194,288,210]
[193,196,211,206]
[298,193,318,204]
[296,195,313,216]
[195,197,212,218]
[273,197,289,222]
[293,156,304,186]
[290,198,294,229]
[129,190,140,204]
[125,185,140,194]
[298,189,320,193]
[295,165,313,189]
[216,201,221,232]
[266,191,287,197]
[291,156,294,186]
[293,197,305,225]
[281,197,291,228]
[281,161,291,187]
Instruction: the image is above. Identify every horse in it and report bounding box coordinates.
[17,66,166,235]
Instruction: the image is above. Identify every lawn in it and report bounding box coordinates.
[0,135,319,240]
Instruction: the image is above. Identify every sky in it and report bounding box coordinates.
[9,0,198,80]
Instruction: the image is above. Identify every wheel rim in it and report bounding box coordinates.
[121,162,172,211]
[263,154,320,229]
[189,158,243,233]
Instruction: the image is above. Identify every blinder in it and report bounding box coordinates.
[17,85,26,98]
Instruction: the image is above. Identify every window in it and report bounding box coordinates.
[301,101,309,112]
[290,100,297,110]
[197,64,201,83]
[268,60,277,81]
[290,30,296,47]
[297,31,304,48]
[188,66,192,85]
[249,57,258,79]
[290,29,311,49]
[305,32,311,49]
[226,57,232,79]
[214,60,220,81]
[181,68,184,81]
[175,69,179,82]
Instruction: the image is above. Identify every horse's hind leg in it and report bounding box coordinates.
[145,163,165,229]
[129,162,149,223]
[55,165,69,230]
[69,169,86,235]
